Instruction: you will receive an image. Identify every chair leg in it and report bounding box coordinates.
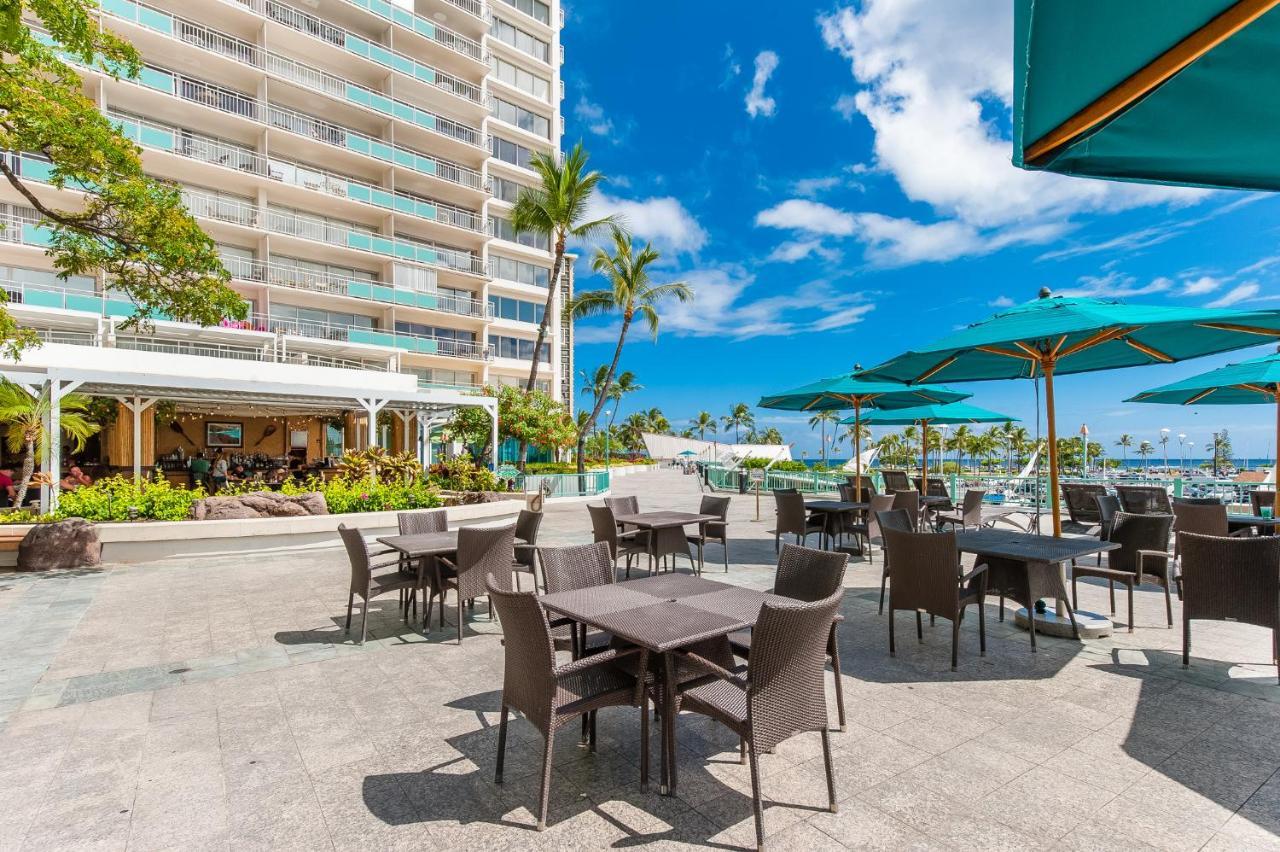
[495,705,509,783]
[820,729,837,814]
[999,594,1005,621]
[916,611,923,642]
[878,570,888,615]
[360,602,369,645]
[1163,582,1173,628]
[457,597,464,645]
[588,710,598,752]
[1127,583,1135,633]
[829,631,846,732]
[950,617,960,671]
[1182,613,1191,669]
[345,592,354,631]
[1071,574,1079,612]
[978,601,986,657]
[888,609,896,656]
[1109,581,1116,615]
[537,729,554,831]
[739,738,747,764]
[747,744,765,851]
[723,540,729,572]
[639,694,650,792]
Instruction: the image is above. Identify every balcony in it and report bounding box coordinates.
[110,113,486,233]
[98,0,484,145]
[255,312,493,360]
[338,0,485,62]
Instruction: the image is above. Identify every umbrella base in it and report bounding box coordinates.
[1013,606,1112,639]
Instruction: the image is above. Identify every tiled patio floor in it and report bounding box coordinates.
[1,468,1278,850]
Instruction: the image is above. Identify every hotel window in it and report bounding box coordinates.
[407,367,475,388]
[489,56,550,101]
[490,97,550,138]
[489,215,549,251]
[491,18,549,62]
[0,265,94,295]
[496,0,550,25]
[493,334,550,363]
[394,322,476,342]
[490,176,529,204]
[490,136,535,170]
[270,255,377,287]
[394,263,435,292]
[488,294,545,324]
[492,373,550,393]
[268,303,374,334]
[490,255,550,288]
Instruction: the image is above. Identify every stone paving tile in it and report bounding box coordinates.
[1,468,1279,851]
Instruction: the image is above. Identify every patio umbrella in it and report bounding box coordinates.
[677,449,699,458]
[757,370,969,495]
[858,289,1280,535]
[851,402,1017,486]
[1127,347,1280,474]
[1013,0,1280,189]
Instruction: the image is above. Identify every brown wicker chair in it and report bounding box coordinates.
[1062,483,1107,526]
[1071,512,1174,632]
[338,524,422,644]
[604,495,639,516]
[1172,502,1250,567]
[686,495,731,573]
[881,527,987,670]
[1179,532,1279,684]
[934,489,986,531]
[512,509,544,592]
[890,489,920,530]
[1250,489,1276,517]
[399,509,447,534]
[1115,485,1172,515]
[487,579,649,830]
[432,525,516,644]
[728,544,849,731]
[676,592,843,850]
[852,493,897,563]
[770,489,824,552]
[846,474,877,503]
[913,476,953,514]
[881,470,910,492]
[588,504,651,577]
[538,541,615,655]
[875,507,915,614]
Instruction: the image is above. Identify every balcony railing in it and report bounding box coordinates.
[256,312,493,360]
[181,189,260,227]
[339,0,485,60]
[0,209,51,248]
[111,113,485,233]
[100,0,484,144]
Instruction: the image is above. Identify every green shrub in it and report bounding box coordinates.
[56,475,206,522]
[740,458,808,472]
[427,455,505,493]
[306,476,442,513]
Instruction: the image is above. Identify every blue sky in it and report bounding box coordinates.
[561,0,1280,461]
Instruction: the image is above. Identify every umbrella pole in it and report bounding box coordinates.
[853,399,862,499]
[1274,391,1279,485]
[920,419,929,490]
[1044,361,1063,537]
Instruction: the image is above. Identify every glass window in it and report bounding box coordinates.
[496,0,550,25]
[490,135,536,170]
[493,334,550,362]
[490,176,528,204]
[489,57,550,101]
[325,424,344,457]
[491,18,549,62]
[490,97,550,138]
[490,255,550,288]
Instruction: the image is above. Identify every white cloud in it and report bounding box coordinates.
[755,199,855,237]
[1206,282,1260,308]
[766,239,840,264]
[587,193,708,255]
[792,176,842,197]
[1058,271,1172,299]
[745,50,779,118]
[1180,276,1222,296]
[817,1,1211,265]
[989,296,1014,308]
[833,94,859,121]
[720,43,742,88]
[573,97,613,137]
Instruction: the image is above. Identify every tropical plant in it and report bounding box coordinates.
[722,403,754,444]
[1115,433,1134,467]
[641,407,671,435]
[510,142,616,467]
[444,385,575,466]
[567,228,691,474]
[56,473,202,521]
[0,381,100,506]
[425,455,503,494]
[1136,440,1154,467]
[335,447,422,485]
[691,411,716,440]
[0,0,246,355]
[808,410,839,463]
[757,427,785,445]
[618,412,649,452]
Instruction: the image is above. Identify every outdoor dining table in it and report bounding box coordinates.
[612,511,720,572]
[954,529,1120,646]
[1227,513,1278,536]
[538,573,793,796]
[805,500,868,549]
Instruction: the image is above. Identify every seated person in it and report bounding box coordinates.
[60,465,92,491]
[228,463,249,481]
[0,467,14,507]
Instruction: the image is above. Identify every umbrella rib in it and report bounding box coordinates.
[1124,337,1175,362]
[1184,388,1217,404]
[1237,383,1277,397]
[1197,322,1280,337]
[1057,326,1133,359]
[1023,0,1280,164]
[976,345,1035,361]
[915,355,958,383]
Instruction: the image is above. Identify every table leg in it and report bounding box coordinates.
[663,653,678,796]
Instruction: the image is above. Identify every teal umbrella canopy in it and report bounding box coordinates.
[1014,0,1280,190]
[849,403,1018,427]
[757,373,969,412]
[1127,352,1280,405]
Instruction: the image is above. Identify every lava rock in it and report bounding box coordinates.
[191,491,328,520]
[18,518,102,571]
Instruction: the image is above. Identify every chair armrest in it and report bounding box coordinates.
[960,562,988,584]
[548,616,575,629]
[369,557,405,571]
[674,650,749,690]
[1228,528,1253,537]
[436,555,457,572]
[554,645,643,678]
[1137,549,1174,574]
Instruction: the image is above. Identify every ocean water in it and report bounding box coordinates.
[799,457,1271,470]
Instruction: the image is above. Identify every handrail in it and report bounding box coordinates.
[335,0,485,60]
[252,311,493,360]
[181,188,259,227]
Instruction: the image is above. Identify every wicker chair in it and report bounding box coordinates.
[512,509,544,592]
[399,509,447,534]
[890,489,920,531]
[852,493,898,563]
[1173,497,1225,506]
[846,474,878,503]
[728,544,849,731]
[487,579,649,831]
[881,527,987,670]
[604,495,639,516]
[881,470,910,492]
[1179,532,1279,684]
[934,489,986,531]
[770,489,824,552]
[1061,483,1107,526]
[1115,485,1172,515]
[913,476,953,514]
[686,495,731,573]
[338,524,421,644]
[676,592,843,850]
[588,504,651,577]
[1172,502,1249,564]
[432,525,516,644]
[539,542,615,655]
[1071,512,1174,632]
[1250,489,1276,517]
[875,508,916,614]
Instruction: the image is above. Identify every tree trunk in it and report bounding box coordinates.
[576,311,633,476]
[517,237,565,471]
[15,440,34,509]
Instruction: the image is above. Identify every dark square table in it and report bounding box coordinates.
[1227,513,1278,536]
[805,500,869,549]
[612,511,720,571]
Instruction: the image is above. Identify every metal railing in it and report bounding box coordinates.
[182,189,259,227]
[256,311,492,360]
[340,0,485,61]
[519,470,610,498]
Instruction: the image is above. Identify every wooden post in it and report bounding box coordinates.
[1044,360,1062,537]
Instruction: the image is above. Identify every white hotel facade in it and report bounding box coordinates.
[1,0,572,498]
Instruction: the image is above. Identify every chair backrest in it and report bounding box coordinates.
[1172,502,1229,539]
[960,489,986,523]
[604,495,638,517]
[881,470,910,492]
[1180,532,1280,628]
[1251,489,1276,515]
[699,494,730,537]
[1062,484,1107,523]
[847,475,877,502]
[486,579,555,732]
[890,489,920,530]
[587,504,620,555]
[1107,511,1174,575]
[911,477,948,500]
[1095,494,1120,529]
[880,527,963,616]
[514,509,542,546]
[398,509,447,535]
[746,591,844,751]
[1115,485,1172,515]
[837,483,856,503]
[866,493,897,540]
[453,524,516,599]
[774,543,848,602]
[337,524,370,592]
[774,490,809,536]
[539,541,615,594]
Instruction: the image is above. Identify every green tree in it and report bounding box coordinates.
[808,410,839,463]
[510,142,615,467]
[618,411,648,452]
[1115,433,1134,467]
[758,427,784,445]
[691,411,716,440]
[0,0,246,353]
[641,408,671,435]
[1137,440,1154,468]
[946,424,972,472]
[445,385,575,466]
[722,403,754,444]
[0,380,99,506]
[567,228,691,473]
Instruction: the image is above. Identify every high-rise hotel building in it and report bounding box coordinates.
[2,0,570,473]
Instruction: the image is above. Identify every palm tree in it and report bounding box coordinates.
[758,427,784,444]
[722,403,754,444]
[642,408,671,434]
[1115,433,1134,469]
[567,228,691,474]
[619,412,648,452]
[1158,431,1171,472]
[1137,440,1155,470]
[0,381,99,507]
[946,424,971,473]
[875,432,904,467]
[1006,425,1031,471]
[510,141,616,467]
[808,410,840,463]
[691,411,716,440]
